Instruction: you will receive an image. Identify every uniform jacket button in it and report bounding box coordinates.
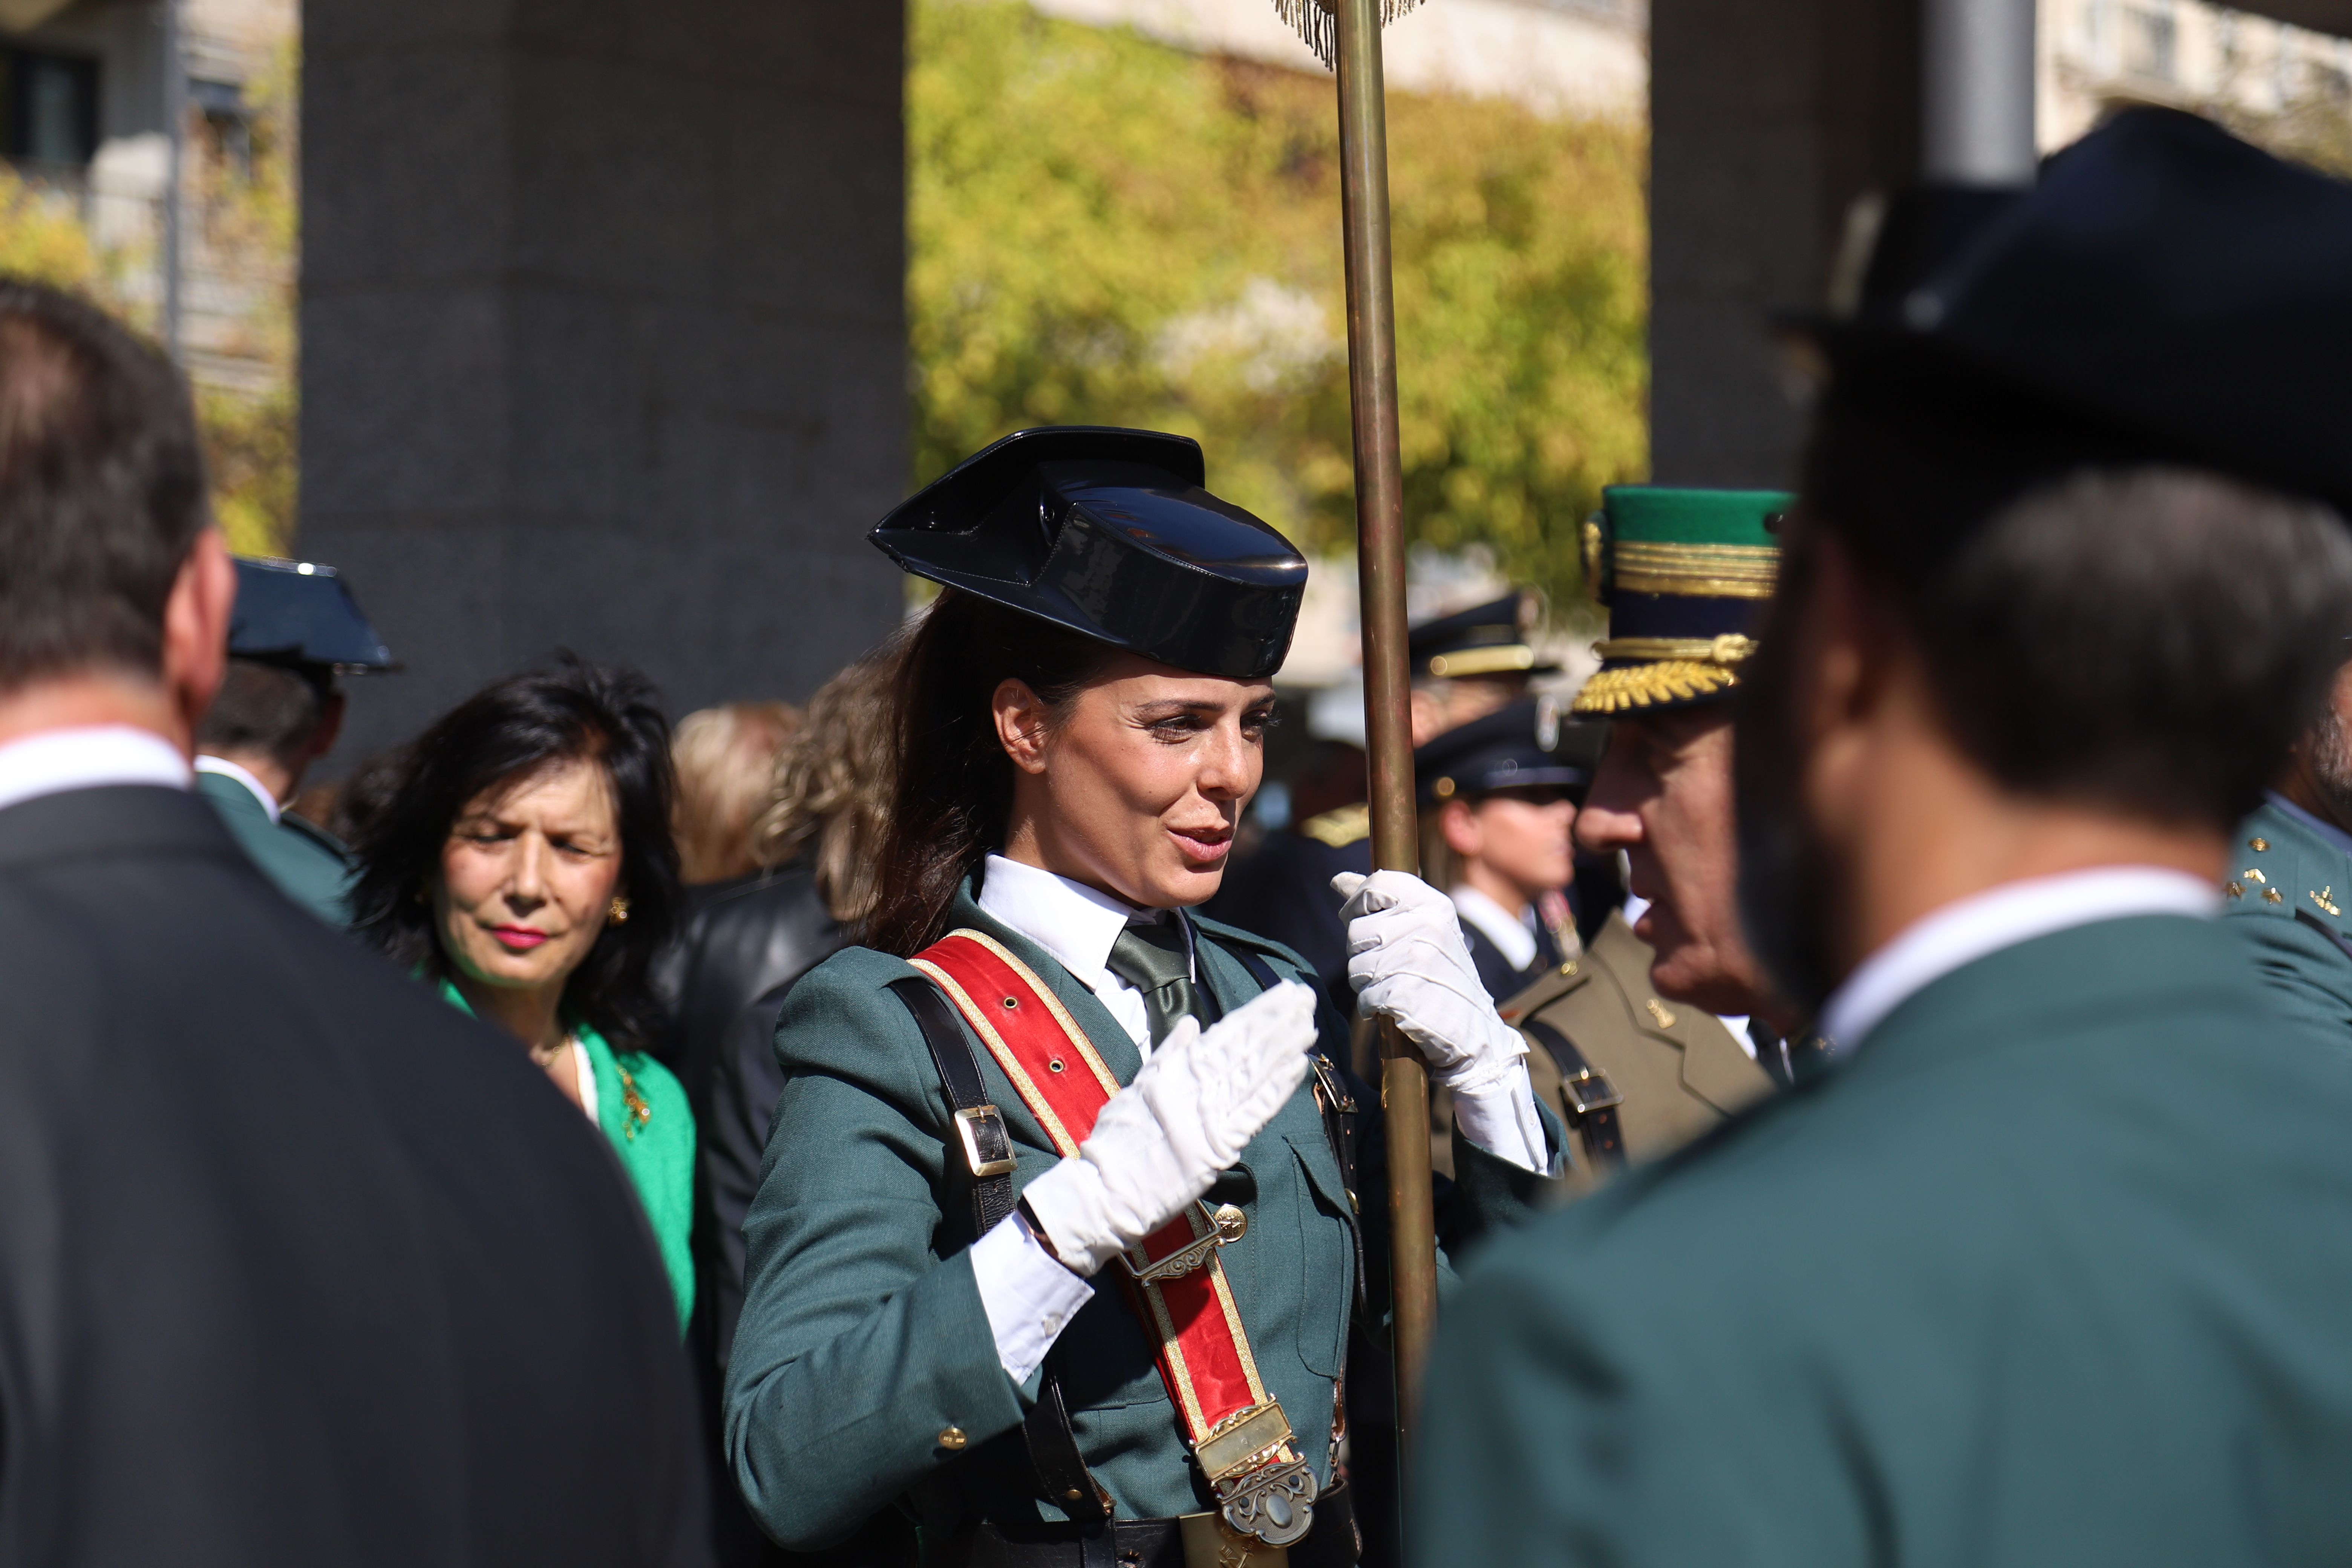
[938,1426,968,1451]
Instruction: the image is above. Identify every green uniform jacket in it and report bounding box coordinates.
[1502,910,1775,1199]
[1416,914,2352,1565]
[2220,797,2352,1037]
[725,885,1554,1551]
[437,981,697,1327]
[195,769,354,926]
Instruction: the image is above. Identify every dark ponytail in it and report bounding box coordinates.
[861,590,1114,956]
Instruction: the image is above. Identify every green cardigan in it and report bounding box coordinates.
[438,981,696,1326]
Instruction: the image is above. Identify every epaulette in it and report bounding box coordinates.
[1496,953,1590,1024]
[2225,822,2296,915]
[1298,802,1370,849]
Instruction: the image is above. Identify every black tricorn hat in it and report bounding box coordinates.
[1788,107,2352,516]
[229,557,397,673]
[870,427,1308,682]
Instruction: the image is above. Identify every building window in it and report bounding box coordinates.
[0,47,99,168]
[192,78,251,177]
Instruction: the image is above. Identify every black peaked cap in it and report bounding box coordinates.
[1406,592,1560,679]
[1414,700,1589,807]
[871,427,1308,681]
[1797,107,2352,515]
[229,557,396,672]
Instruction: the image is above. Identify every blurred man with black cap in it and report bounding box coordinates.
[0,281,707,1563]
[1419,109,2352,1564]
[192,556,394,924]
[1407,591,1552,744]
[1414,700,1584,1001]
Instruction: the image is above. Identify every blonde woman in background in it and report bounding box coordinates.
[662,644,904,1355]
[670,701,802,886]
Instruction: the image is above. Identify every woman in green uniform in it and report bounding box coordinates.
[724,428,1562,1566]
[349,659,697,1328]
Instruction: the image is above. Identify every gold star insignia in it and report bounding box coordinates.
[2314,887,2343,918]
[2245,868,2268,884]
[1644,997,1678,1030]
[2264,888,2285,905]
[2249,837,2271,852]
[2226,880,2246,899]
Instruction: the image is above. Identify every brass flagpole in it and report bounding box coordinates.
[1330,0,1441,1476]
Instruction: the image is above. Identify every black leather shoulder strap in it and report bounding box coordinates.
[887,973,1112,1527]
[1522,1015,1626,1171]
[885,975,1017,1243]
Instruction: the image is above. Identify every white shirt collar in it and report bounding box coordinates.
[1817,865,2219,1054]
[195,755,282,823]
[2263,790,2352,861]
[1449,884,1538,972]
[978,854,1146,994]
[0,726,191,816]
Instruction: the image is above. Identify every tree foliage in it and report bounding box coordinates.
[908,0,1648,603]
[189,38,300,557]
[0,40,296,557]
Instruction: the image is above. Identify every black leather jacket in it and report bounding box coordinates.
[657,861,847,1367]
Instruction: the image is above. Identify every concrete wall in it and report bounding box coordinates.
[1649,0,1917,486]
[301,0,907,767]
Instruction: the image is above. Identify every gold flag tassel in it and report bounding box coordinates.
[1271,0,1424,69]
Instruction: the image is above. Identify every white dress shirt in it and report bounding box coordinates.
[0,725,190,815]
[1449,884,1539,973]
[1817,865,2220,1054]
[968,856,1144,1385]
[194,755,282,822]
[977,854,1157,1052]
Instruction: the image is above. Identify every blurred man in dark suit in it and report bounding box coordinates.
[0,281,708,1565]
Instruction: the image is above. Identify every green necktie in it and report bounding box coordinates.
[1107,915,1201,1046]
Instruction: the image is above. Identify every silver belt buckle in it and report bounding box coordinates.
[1196,1401,1316,1551]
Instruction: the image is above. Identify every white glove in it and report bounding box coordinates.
[1020,980,1318,1277]
[1334,870,1528,1094]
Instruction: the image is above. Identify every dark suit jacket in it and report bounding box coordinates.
[0,785,709,1566]
[1418,914,2352,1566]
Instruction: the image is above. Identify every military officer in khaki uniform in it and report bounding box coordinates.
[1502,486,1801,1194]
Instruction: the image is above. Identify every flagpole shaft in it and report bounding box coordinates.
[1334,0,1440,1484]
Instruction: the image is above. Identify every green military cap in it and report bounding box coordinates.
[1572,486,1793,715]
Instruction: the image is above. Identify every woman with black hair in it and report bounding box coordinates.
[723,429,1558,1566]
[350,658,697,1327]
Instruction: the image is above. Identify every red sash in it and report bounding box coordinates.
[911,928,1316,1546]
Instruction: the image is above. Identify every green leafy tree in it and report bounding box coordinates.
[909,0,1648,605]
[0,39,297,557]
[189,38,300,557]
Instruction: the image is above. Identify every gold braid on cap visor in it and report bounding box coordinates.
[1606,540,1779,599]
[1572,634,1759,715]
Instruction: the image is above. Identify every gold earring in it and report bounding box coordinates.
[608,895,631,926]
